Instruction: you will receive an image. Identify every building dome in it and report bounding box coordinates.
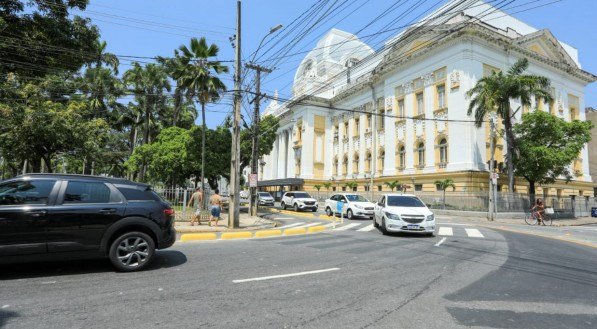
[293,29,374,96]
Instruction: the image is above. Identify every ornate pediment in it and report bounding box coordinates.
[514,29,578,68]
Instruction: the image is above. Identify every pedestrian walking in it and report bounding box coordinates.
[187,187,203,226]
[209,189,223,227]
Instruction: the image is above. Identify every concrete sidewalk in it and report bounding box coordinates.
[175,213,275,233]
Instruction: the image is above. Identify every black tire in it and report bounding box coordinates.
[373,216,379,228]
[426,232,435,237]
[543,214,553,226]
[294,203,299,212]
[109,231,155,272]
[381,218,389,235]
[525,213,537,225]
[347,209,354,220]
[281,202,286,210]
[312,208,317,212]
[325,207,333,217]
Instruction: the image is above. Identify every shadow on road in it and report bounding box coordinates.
[0,309,19,329]
[0,250,187,280]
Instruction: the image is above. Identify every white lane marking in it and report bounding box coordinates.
[357,224,375,232]
[273,217,293,220]
[436,222,474,226]
[40,281,56,284]
[323,223,336,227]
[465,228,484,238]
[333,223,361,231]
[278,222,305,229]
[233,268,340,283]
[434,237,447,247]
[295,223,322,228]
[2,305,9,309]
[438,227,453,236]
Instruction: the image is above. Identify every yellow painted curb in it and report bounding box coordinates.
[307,225,327,233]
[283,227,307,235]
[254,229,283,238]
[221,231,253,240]
[180,233,217,242]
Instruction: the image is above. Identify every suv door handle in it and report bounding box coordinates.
[27,210,48,217]
[99,208,117,215]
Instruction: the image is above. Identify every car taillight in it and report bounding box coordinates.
[164,208,175,216]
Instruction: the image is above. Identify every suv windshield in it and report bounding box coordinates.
[345,194,368,202]
[259,192,271,197]
[293,192,311,198]
[387,196,425,207]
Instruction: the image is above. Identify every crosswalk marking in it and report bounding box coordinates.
[278,222,305,229]
[295,223,321,228]
[438,227,453,236]
[357,224,375,232]
[333,223,361,231]
[465,228,484,238]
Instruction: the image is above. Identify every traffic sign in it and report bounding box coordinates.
[336,201,344,214]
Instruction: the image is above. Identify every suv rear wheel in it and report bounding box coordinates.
[281,202,286,210]
[294,203,299,212]
[109,231,155,272]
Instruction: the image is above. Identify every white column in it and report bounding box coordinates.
[287,129,295,178]
[278,132,287,178]
[271,136,279,179]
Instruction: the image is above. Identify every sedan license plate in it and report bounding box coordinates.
[407,224,419,230]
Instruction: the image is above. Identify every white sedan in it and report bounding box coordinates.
[373,194,435,236]
[324,193,376,219]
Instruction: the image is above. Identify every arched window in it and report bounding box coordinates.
[378,149,385,173]
[342,155,348,175]
[399,146,405,169]
[353,153,359,174]
[439,138,448,165]
[417,143,425,168]
[366,151,372,173]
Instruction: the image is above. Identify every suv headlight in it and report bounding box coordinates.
[385,212,401,221]
[426,214,435,221]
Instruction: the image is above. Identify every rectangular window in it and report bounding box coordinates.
[414,184,423,192]
[344,122,349,136]
[416,92,424,115]
[64,181,111,204]
[366,114,372,131]
[398,99,405,117]
[437,84,445,109]
[0,180,57,206]
[354,118,360,136]
[377,97,385,130]
[377,185,382,192]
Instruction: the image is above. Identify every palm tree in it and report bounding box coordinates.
[434,178,456,209]
[467,58,552,192]
[93,40,119,74]
[313,184,322,201]
[322,182,332,198]
[384,180,401,191]
[173,37,229,191]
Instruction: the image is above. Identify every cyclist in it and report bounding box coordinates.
[530,198,545,225]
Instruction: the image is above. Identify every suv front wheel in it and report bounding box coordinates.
[109,231,155,272]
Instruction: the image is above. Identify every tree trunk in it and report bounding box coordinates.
[201,102,206,195]
[172,88,182,126]
[443,189,446,209]
[503,115,516,193]
[131,113,141,155]
[529,180,536,205]
[42,155,53,173]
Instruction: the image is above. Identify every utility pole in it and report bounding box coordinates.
[246,63,272,216]
[228,0,242,228]
[488,116,496,221]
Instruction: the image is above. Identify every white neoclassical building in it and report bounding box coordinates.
[259,0,596,197]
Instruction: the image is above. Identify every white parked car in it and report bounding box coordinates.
[373,194,435,236]
[281,191,318,212]
[257,191,275,206]
[324,193,375,219]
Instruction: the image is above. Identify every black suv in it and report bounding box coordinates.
[0,174,176,271]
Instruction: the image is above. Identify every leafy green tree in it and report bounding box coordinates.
[145,127,192,187]
[0,1,100,77]
[240,115,280,175]
[173,37,229,190]
[434,178,456,209]
[322,182,332,198]
[188,125,232,189]
[467,58,552,192]
[513,111,592,202]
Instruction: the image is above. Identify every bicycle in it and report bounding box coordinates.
[524,209,553,226]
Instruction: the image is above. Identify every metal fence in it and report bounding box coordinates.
[314,190,596,218]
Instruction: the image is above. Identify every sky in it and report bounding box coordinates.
[77,0,597,128]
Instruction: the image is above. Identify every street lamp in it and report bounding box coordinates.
[250,24,283,64]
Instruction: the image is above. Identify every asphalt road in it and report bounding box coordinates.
[1,221,596,328]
